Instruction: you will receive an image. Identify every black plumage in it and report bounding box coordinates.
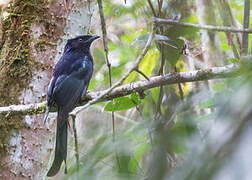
[44,35,99,177]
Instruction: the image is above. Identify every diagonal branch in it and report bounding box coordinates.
[147,0,157,17]
[0,64,239,117]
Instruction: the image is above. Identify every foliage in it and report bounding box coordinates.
[66,0,252,180]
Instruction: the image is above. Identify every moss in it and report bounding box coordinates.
[0,0,48,170]
[35,39,56,51]
[29,102,48,115]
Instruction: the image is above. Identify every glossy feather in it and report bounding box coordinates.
[45,35,99,176]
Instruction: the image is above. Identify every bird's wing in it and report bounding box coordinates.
[47,76,57,103]
[44,76,57,123]
[44,55,93,123]
[53,74,85,108]
[52,56,93,111]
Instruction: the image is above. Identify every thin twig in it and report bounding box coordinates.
[156,84,164,115]
[156,37,165,115]
[241,0,250,55]
[97,0,119,168]
[174,67,184,100]
[154,18,252,33]
[0,64,240,116]
[97,0,111,80]
[72,116,80,177]
[157,0,163,17]
[87,0,93,33]
[97,0,115,137]
[228,33,240,59]
[69,24,157,117]
[147,0,156,17]
[135,69,150,81]
[154,1,165,116]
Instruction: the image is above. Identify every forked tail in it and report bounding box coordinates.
[47,107,68,177]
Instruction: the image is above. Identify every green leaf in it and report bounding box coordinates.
[108,42,118,51]
[196,113,216,122]
[199,98,215,109]
[186,14,198,23]
[130,93,141,104]
[104,95,141,112]
[124,48,159,83]
[129,142,151,173]
[124,71,137,84]
[151,87,160,105]
[124,122,148,142]
[227,58,239,63]
[132,34,172,46]
[213,83,226,91]
[221,42,232,51]
[131,34,149,45]
[162,38,185,66]
[138,48,159,77]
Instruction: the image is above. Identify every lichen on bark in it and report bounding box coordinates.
[0,0,48,170]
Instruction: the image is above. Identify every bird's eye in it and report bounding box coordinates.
[79,38,83,42]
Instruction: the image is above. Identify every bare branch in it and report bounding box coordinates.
[0,64,239,117]
[72,116,80,175]
[97,0,112,86]
[135,69,150,81]
[147,0,157,17]
[174,67,184,100]
[241,0,250,55]
[97,0,115,131]
[97,0,119,166]
[156,1,165,116]
[154,18,252,33]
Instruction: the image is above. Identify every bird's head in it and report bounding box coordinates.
[64,35,100,53]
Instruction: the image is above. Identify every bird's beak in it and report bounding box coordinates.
[87,35,100,43]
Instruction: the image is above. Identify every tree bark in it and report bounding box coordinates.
[0,0,93,179]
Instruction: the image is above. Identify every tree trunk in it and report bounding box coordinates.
[0,0,93,179]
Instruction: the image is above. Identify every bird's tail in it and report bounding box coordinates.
[47,107,68,177]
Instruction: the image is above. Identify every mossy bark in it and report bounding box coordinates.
[0,0,93,178]
[0,0,46,172]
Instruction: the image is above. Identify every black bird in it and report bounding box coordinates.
[44,35,99,177]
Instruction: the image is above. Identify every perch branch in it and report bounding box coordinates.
[0,64,239,117]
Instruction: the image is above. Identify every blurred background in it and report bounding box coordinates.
[0,0,252,179]
[65,0,252,180]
